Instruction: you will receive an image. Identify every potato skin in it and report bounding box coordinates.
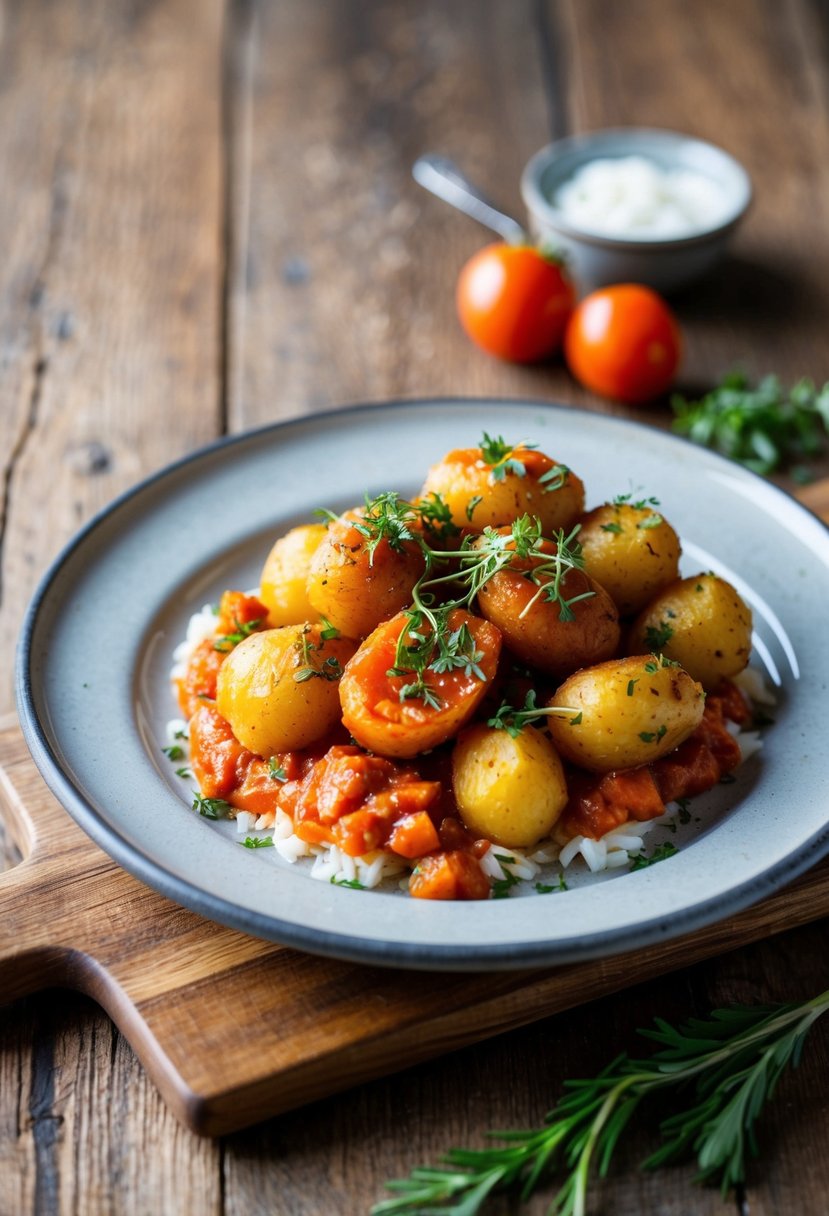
[340,609,501,758]
[420,446,584,534]
[475,532,620,679]
[453,724,568,848]
[628,573,752,689]
[547,655,705,773]
[306,509,425,639]
[578,503,681,616]
[259,524,326,627]
[216,624,356,755]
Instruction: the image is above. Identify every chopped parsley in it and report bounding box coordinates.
[491,870,522,899]
[639,725,668,744]
[630,842,678,870]
[213,615,263,653]
[330,876,366,890]
[162,744,184,761]
[479,432,535,481]
[644,620,674,650]
[239,836,274,849]
[539,463,569,493]
[535,875,568,894]
[671,371,829,475]
[268,757,288,782]
[465,494,483,521]
[192,792,232,820]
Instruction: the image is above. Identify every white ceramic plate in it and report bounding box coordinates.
[17,400,829,970]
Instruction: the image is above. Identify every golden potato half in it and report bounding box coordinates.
[578,502,681,616]
[216,624,356,755]
[420,445,584,535]
[453,723,568,848]
[259,523,326,626]
[306,508,425,639]
[628,573,752,689]
[547,654,705,773]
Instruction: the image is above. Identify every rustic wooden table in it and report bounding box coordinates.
[2,1,829,1212]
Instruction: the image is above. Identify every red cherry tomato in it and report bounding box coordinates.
[456,243,575,362]
[564,284,682,404]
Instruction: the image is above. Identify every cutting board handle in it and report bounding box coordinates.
[0,719,85,999]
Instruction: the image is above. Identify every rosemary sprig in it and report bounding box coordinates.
[373,990,829,1216]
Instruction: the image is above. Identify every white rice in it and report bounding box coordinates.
[168,604,769,896]
[170,603,219,681]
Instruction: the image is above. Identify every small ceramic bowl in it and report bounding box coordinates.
[521,128,752,294]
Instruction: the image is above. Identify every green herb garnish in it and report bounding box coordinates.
[213,615,263,653]
[374,989,829,1215]
[479,432,536,482]
[192,792,232,820]
[671,371,829,475]
[644,621,674,650]
[162,744,184,761]
[239,836,274,849]
[631,841,678,869]
[487,689,581,738]
[330,876,367,890]
[534,875,568,894]
[268,757,288,782]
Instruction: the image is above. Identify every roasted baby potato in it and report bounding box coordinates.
[259,523,326,626]
[577,502,681,616]
[216,624,356,754]
[628,573,752,689]
[306,507,425,639]
[340,609,501,758]
[547,654,705,773]
[452,723,568,848]
[475,530,620,679]
[420,444,584,534]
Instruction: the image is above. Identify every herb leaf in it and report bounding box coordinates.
[373,990,829,1215]
[192,792,232,820]
[671,371,829,475]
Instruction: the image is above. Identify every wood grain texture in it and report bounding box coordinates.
[2,0,829,1212]
[0,0,225,724]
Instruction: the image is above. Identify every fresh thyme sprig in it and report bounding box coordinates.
[487,689,581,737]
[373,990,829,1216]
[383,515,592,710]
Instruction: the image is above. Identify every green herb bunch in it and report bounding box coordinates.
[671,371,829,479]
[374,989,829,1216]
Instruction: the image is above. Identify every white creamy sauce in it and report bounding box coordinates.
[554,156,730,239]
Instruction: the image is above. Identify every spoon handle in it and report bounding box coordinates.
[412,154,527,245]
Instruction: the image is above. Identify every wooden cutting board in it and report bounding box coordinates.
[2,479,828,1138]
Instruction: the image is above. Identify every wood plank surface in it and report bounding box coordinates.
[2,0,829,1213]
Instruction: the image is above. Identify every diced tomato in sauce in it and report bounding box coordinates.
[175,591,268,718]
[188,703,316,819]
[409,850,492,901]
[287,745,442,857]
[559,685,746,841]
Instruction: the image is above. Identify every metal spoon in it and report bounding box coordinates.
[412,154,527,245]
